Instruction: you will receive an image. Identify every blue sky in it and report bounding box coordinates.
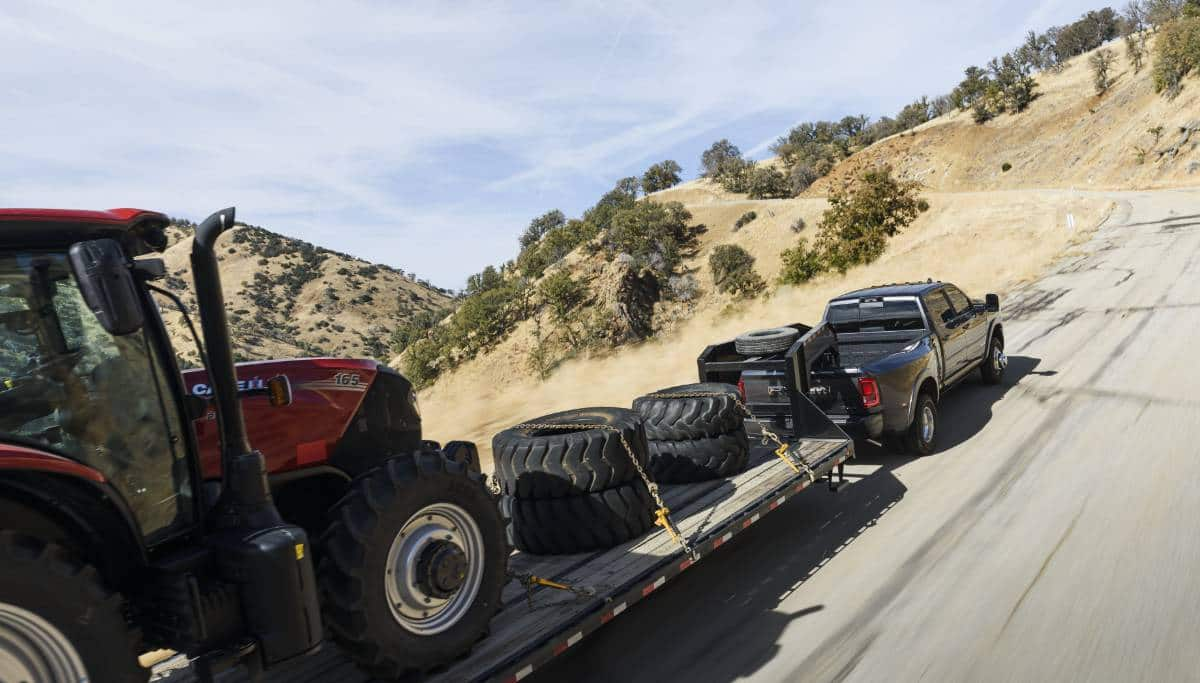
[2,0,1103,289]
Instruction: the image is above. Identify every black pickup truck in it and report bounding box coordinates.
[699,281,1005,455]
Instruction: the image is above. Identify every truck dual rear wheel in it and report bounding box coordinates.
[0,531,146,683]
[903,393,939,456]
[318,451,507,679]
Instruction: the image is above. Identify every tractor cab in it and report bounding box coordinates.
[0,229,196,543]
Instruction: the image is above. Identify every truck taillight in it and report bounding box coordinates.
[737,378,746,401]
[858,378,881,408]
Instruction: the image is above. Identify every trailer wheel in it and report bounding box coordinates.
[980,334,1007,385]
[493,407,648,498]
[647,431,750,483]
[0,531,146,683]
[734,327,800,355]
[633,383,744,440]
[903,393,938,456]
[318,450,507,679]
[501,480,655,555]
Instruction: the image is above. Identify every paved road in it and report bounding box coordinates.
[531,187,1200,682]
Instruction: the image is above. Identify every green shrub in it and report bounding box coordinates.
[777,238,826,285]
[716,158,755,193]
[403,334,447,388]
[815,166,925,273]
[1090,48,1116,95]
[604,201,694,274]
[700,139,744,178]
[519,210,566,250]
[709,245,766,298]
[733,211,758,231]
[539,270,587,325]
[1153,16,1200,97]
[451,281,527,357]
[1001,162,1013,172]
[642,160,683,193]
[746,166,791,199]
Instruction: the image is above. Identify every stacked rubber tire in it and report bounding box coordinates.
[632,383,750,484]
[493,408,655,555]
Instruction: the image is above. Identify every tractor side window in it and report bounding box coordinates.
[0,252,193,541]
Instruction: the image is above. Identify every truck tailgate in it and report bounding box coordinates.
[154,438,852,683]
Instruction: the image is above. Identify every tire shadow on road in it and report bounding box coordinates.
[529,458,909,683]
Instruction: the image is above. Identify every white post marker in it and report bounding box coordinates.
[1067,213,1076,233]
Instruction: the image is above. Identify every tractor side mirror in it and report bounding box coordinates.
[68,239,145,336]
[985,293,1000,313]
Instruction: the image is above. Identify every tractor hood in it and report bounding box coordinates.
[183,358,423,480]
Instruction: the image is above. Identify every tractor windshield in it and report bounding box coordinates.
[0,250,194,540]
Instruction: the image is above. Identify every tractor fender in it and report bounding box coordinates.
[0,445,146,587]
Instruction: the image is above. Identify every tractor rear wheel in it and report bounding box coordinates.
[318,450,507,679]
[0,531,146,683]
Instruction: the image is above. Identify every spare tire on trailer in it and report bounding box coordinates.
[492,407,648,499]
[734,327,800,356]
[632,383,744,441]
[646,431,750,484]
[318,449,508,680]
[501,480,655,554]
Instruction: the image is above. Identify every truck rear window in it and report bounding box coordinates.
[826,299,925,333]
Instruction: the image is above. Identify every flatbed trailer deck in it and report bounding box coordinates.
[157,436,852,683]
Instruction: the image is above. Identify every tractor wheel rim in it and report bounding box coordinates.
[385,503,485,636]
[921,405,935,443]
[0,601,88,683]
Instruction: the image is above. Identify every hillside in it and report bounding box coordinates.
[158,223,452,364]
[416,36,1198,466]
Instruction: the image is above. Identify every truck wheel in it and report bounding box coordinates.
[501,480,654,555]
[493,407,648,498]
[318,450,508,679]
[903,393,938,456]
[647,431,750,483]
[632,383,744,440]
[980,335,1007,385]
[734,327,800,356]
[0,531,146,683]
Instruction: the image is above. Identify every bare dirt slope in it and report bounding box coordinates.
[159,224,451,364]
[418,38,1200,466]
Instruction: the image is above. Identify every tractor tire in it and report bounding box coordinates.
[646,430,751,483]
[318,450,508,680]
[493,407,649,498]
[734,327,800,356]
[0,531,147,683]
[501,480,655,555]
[632,383,744,441]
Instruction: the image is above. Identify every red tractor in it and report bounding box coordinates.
[0,207,507,682]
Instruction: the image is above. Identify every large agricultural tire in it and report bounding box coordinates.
[632,383,744,441]
[735,327,800,356]
[493,407,649,499]
[501,480,655,555]
[318,450,508,679]
[646,431,751,483]
[0,531,147,683]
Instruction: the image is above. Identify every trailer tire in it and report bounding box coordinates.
[501,480,655,555]
[903,393,938,456]
[734,327,800,355]
[0,531,147,683]
[318,450,508,679]
[493,407,649,498]
[632,383,744,440]
[646,430,751,483]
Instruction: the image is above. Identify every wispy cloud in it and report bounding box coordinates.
[1,0,1104,288]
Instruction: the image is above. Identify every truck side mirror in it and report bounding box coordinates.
[985,293,1000,312]
[68,239,145,336]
